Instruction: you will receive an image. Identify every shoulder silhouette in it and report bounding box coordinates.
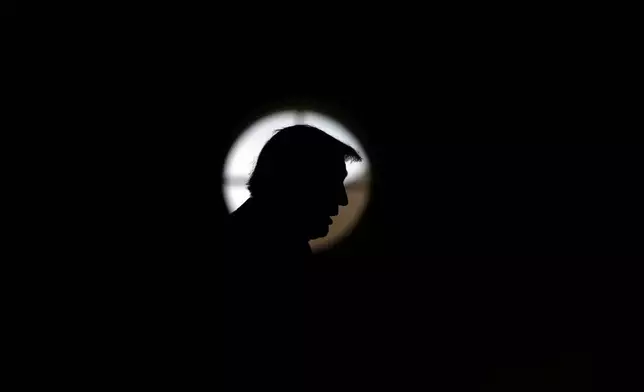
[226,124,361,260]
[222,124,362,388]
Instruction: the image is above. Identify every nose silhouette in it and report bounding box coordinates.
[338,184,348,207]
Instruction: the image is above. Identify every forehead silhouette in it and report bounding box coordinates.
[247,125,361,195]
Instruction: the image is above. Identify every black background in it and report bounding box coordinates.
[211,88,642,390]
[33,50,642,389]
[210,79,642,389]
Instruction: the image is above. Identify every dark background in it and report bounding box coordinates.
[211,89,642,390]
[34,53,642,389]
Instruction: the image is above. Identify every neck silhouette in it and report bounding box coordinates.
[229,195,312,259]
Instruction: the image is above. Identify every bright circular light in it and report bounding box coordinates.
[223,110,371,252]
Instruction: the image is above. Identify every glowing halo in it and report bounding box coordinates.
[222,110,371,252]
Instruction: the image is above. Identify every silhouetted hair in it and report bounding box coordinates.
[247,125,362,197]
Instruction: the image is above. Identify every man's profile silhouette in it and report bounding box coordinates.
[223,125,362,388]
[227,124,362,259]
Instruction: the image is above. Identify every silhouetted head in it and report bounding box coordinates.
[247,125,362,240]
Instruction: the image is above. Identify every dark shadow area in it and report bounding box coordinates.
[4,0,15,15]
[34,68,642,389]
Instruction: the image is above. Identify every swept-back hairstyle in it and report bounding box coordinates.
[247,125,362,197]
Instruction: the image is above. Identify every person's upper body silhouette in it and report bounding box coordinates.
[226,124,362,260]
[223,125,362,388]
